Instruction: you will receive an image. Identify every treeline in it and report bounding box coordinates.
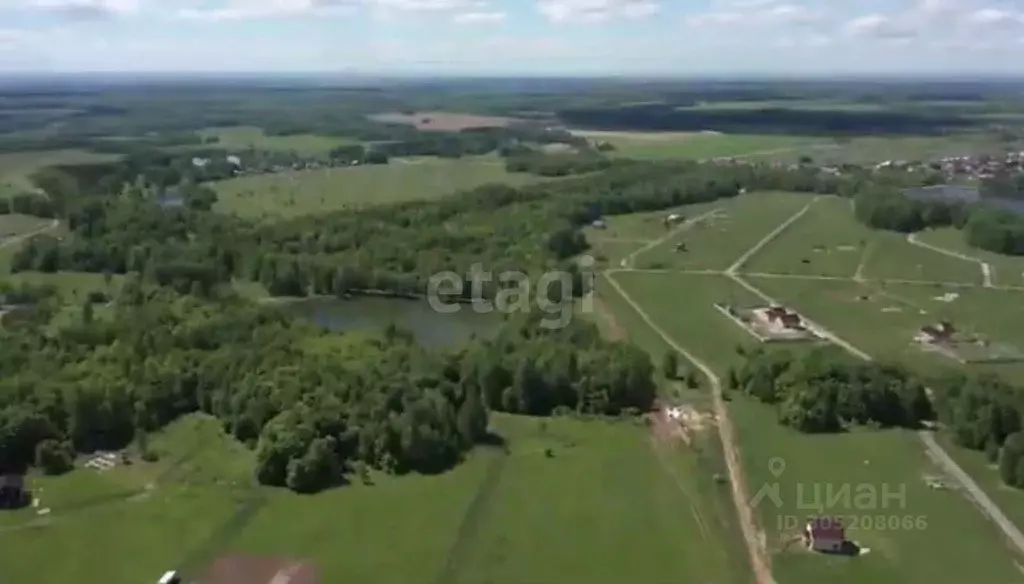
[0,282,656,492]
[14,159,866,301]
[731,347,933,433]
[854,187,1024,255]
[557,103,976,136]
[931,373,1024,489]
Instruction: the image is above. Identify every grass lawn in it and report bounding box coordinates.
[863,235,983,285]
[593,133,825,161]
[197,126,360,156]
[916,227,1024,287]
[634,191,812,271]
[743,196,985,284]
[3,406,748,584]
[743,197,868,277]
[0,149,117,198]
[606,271,1024,583]
[212,157,540,219]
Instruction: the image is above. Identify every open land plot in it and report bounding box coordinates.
[916,227,1024,287]
[634,191,812,271]
[0,149,118,197]
[743,196,986,284]
[368,111,523,132]
[3,406,747,584]
[200,414,747,584]
[196,127,360,156]
[862,233,984,285]
[742,197,869,277]
[607,271,1024,584]
[805,135,1011,166]
[745,276,1024,378]
[212,158,540,219]
[588,132,827,160]
[582,200,724,267]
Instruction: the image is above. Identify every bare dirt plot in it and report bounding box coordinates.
[368,111,521,132]
[199,555,317,584]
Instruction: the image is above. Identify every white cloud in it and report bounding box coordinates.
[843,13,917,39]
[28,0,138,19]
[686,1,823,29]
[966,8,1024,28]
[452,9,504,23]
[537,0,659,23]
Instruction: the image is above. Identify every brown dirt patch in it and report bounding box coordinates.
[199,555,318,584]
[368,111,522,132]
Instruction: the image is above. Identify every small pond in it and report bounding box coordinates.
[287,296,501,348]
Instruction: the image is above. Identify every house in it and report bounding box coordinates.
[762,305,804,330]
[191,157,210,168]
[226,155,242,167]
[804,517,845,553]
[591,219,607,230]
[915,320,956,344]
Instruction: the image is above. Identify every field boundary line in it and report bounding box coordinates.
[726,197,818,275]
[603,272,775,584]
[727,220,1024,559]
[433,443,510,584]
[622,208,724,269]
[907,232,992,288]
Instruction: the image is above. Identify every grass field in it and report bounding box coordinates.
[916,228,1024,287]
[606,270,1024,584]
[197,127,360,156]
[800,135,1012,166]
[742,197,984,284]
[585,132,827,161]
[2,407,748,584]
[212,157,541,219]
[633,192,812,271]
[0,149,117,197]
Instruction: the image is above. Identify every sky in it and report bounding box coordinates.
[2,0,1024,75]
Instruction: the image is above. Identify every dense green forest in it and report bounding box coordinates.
[732,347,934,433]
[0,281,655,493]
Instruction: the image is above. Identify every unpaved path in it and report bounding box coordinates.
[919,431,1024,557]
[726,198,818,275]
[725,205,1024,559]
[0,218,59,250]
[622,208,724,269]
[603,273,776,584]
[908,232,993,288]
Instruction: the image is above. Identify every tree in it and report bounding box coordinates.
[662,352,679,380]
[35,439,74,475]
[999,433,1024,487]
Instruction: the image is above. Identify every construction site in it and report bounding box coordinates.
[715,303,826,343]
[912,320,1024,364]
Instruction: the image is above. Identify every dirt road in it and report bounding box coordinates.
[0,218,59,250]
[907,232,993,288]
[919,431,1024,556]
[603,273,776,584]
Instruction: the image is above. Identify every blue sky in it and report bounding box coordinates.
[2,0,1024,74]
